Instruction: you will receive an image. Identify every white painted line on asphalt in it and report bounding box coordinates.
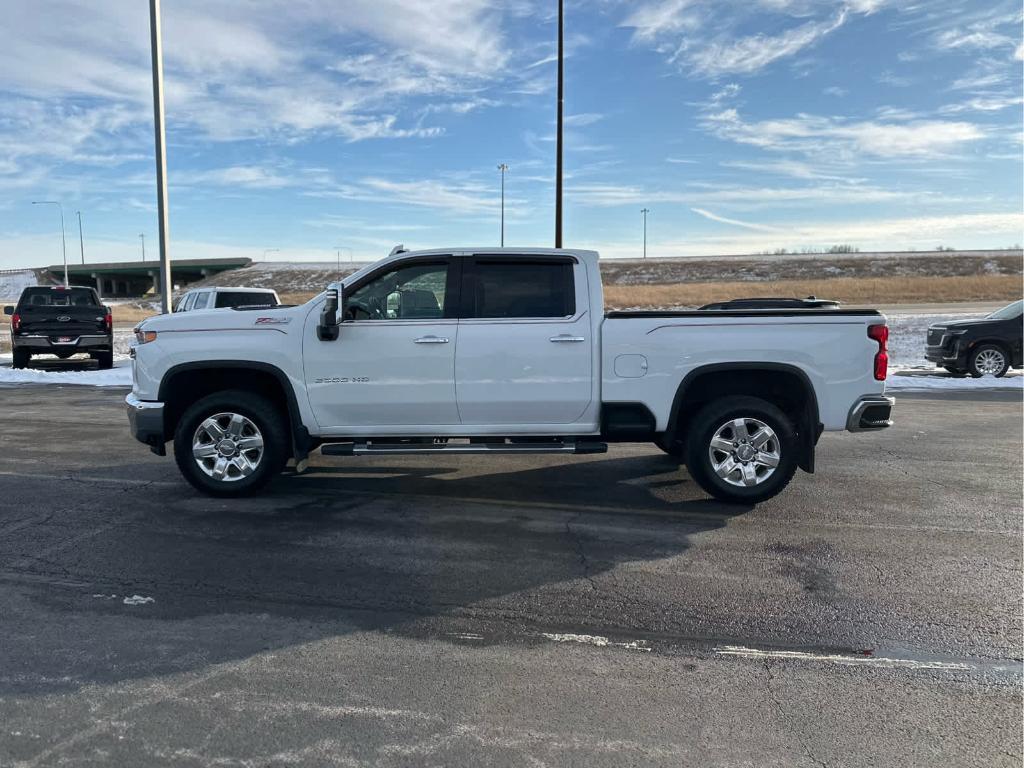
[122,594,155,606]
[714,645,972,670]
[541,632,651,652]
[447,632,485,641]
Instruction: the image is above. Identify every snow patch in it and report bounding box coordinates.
[122,595,155,606]
[0,357,132,387]
[0,270,38,299]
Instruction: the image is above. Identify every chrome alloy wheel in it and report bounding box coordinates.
[192,412,265,482]
[974,348,1006,376]
[708,417,780,488]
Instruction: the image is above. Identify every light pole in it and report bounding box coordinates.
[555,0,564,248]
[497,163,509,246]
[149,0,172,313]
[334,246,353,276]
[263,248,279,262]
[76,210,85,264]
[139,233,146,262]
[641,208,650,260]
[32,201,67,286]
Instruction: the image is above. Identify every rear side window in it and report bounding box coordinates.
[19,287,98,308]
[215,292,277,308]
[193,292,213,309]
[468,260,575,319]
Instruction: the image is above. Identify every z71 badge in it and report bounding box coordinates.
[254,317,291,325]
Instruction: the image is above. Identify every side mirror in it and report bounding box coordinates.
[317,287,341,341]
[3,306,12,316]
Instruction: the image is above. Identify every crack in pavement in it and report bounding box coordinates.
[762,659,830,768]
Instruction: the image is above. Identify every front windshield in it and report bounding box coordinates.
[987,300,1023,320]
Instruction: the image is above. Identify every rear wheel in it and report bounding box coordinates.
[12,348,30,369]
[968,344,1009,378]
[685,396,798,504]
[96,351,114,370]
[173,390,289,497]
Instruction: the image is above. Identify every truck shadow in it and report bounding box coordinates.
[6,452,751,698]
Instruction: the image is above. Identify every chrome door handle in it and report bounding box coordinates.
[414,336,449,344]
[549,335,585,343]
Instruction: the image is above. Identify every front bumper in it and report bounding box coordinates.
[126,393,167,455]
[847,395,895,432]
[14,334,112,351]
[924,343,960,365]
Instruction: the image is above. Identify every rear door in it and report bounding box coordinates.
[454,256,593,426]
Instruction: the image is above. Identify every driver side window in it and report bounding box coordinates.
[345,261,449,321]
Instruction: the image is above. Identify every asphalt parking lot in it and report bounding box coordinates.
[0,386,1020,766]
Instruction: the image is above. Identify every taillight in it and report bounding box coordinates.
[11,313,20,333]
[868,324,888,381]
[104,312,112,332]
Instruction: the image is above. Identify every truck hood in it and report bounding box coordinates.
[928,318,999,331]
[139,304,308,332]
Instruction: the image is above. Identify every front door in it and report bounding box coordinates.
[304,257,460,430]
[455,257,594,426]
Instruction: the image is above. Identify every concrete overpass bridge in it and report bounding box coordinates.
[43,258,252,298]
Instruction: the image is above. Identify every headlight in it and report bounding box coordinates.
[134,328,157,344]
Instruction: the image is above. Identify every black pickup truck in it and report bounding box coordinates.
[4,286,114,369]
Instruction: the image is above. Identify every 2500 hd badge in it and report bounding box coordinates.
[314,376,370,384]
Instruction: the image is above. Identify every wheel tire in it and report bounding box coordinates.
[96,351,114,370]
[968,344,1010,378]
[173,389,289,497]
[12,348,30,369]
[942,366,967,377]
[685,395,799,504]
[654,434,684,459]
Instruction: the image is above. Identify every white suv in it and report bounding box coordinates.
[174,287,280,313]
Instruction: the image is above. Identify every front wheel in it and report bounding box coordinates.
[173,390,289,497]
[685,396,798,504]
[968,344,1009,378]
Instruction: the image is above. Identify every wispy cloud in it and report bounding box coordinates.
[621,1,867,78]
[690,207,783,232]
[704,108,985,158]
[689,10,848,77]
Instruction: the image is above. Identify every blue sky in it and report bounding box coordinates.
[0,0,1021,268]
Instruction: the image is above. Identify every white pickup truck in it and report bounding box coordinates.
[126,247,893,503]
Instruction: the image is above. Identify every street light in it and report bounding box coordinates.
[641,208,650,260]
[76,211,85,264]
[555,0,564,248]
[149,0,172,313]
[263,248,279,262]
[139,233,146,262]
[32,201,67,286]
[497,163,509,246]
[334,246,353,277]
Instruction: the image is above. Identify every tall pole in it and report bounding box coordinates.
[641,208,649,260]
[140,233,146,262]
[555,0,564,249]
[32,201,67,286]
[149,0,172,314]
[76,211,85,264]
[497,163,509,246]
